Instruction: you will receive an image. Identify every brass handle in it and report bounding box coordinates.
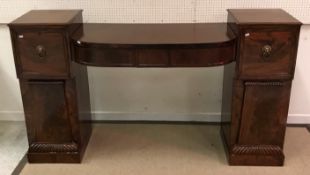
[261,45,272,58]
[36,45,46,58]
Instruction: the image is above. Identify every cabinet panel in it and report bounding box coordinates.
[21,81,73,144]
[238,81,291,146]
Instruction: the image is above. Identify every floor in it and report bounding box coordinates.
[19,123,310,175]
[0,121,27,175]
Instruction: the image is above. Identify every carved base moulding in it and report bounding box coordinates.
[229,145,284,166]
[232,145,283,156]
[29,143,79,153]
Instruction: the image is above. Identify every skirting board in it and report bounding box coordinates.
[0,111,310,124]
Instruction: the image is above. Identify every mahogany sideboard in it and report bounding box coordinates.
[8,9,301,166]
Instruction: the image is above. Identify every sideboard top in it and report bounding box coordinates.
[9,10,82,25]
[72,23,234,46]
[228,9,301,25]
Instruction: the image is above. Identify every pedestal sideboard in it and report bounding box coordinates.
[8,9,301,166]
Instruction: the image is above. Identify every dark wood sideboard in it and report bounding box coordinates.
[8,9,301,166]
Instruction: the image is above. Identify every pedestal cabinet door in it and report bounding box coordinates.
[238,81,291,146]
[20,81,74,144]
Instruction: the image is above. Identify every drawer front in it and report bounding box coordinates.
[137,49,169,67]
[240,30,297,79]
[15,31,69,77]
[171,46,234,67]
[75,47,135,67]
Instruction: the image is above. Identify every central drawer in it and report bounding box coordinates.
[170,46,234,67]
[75,47,135,67]
[137,49,170,67]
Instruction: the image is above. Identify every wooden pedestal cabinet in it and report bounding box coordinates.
[221,9,301,166]
[9,10,92,163]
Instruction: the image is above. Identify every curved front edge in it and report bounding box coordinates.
[70,23,237,67]
[72,42,236,67]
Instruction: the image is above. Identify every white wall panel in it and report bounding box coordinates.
[0,0,309,23]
